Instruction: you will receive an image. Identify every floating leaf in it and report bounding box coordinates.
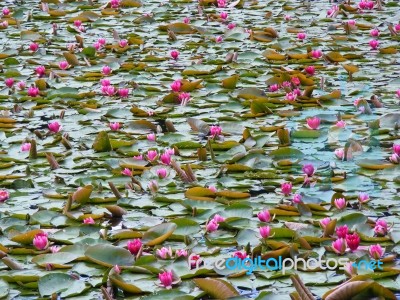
[20,30,42,40]
[63,52,79,66]
[10,229,44,245]
[92,131,112,152]
[72,185,93,204]
[85,244,134,267]
[109,274,143,293]
[185,187,216,201]
[222,74,239,89]
[32,253,80,267]
[121,0,142,7]
[162,23,197,34]
[141,223,177,246]
[193,278,239,298]
[263,50,286,60]
[325,51,347,62]
[356,159,394,170]
[343,64,359,74]
[38,273,87,297]
[187,118,210,134]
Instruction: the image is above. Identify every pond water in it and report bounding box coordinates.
[0,0,400,299]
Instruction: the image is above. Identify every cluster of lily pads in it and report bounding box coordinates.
[0,0,400,299]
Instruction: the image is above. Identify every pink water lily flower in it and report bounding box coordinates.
[374,225,387,236]
[28,86,39,97]
[374,219,388,236]
[146,150,158,161]
[118,88,129,98]
[119,39,128,47]
[147,133,156,141]
[206,219,219,232]
[93,42,102,51]
[334,198,346,210]
[327,5,339,17]
[160,153,171,165]
[48,121,61,133]
[358,192,369,203]
[369,39,379,49]
[158,270,173,289]
[210,125,222,138]
[291,77,300,86]
[170,80,182,92]
[304,65,315,75]
[346,233,360,251]
[109,122,120,131]
[5,78,14,88]
[170,50,179,60]
[0,190,10,202]
[311,49,322,59]
[257,209,271,222]
[157,246,173,259]
[332,238,346,255]
[319,217,331,229]
[209,185,217,192]
[393,144,400,155]
[156,168,167,179]
[74,20,82,27]
[336,120,346,128]
[336,225,348,239]
[17,81,26,90]
[165,148,175,156]
[102,65,112,76]
[2,7,10,16]
[58,61,69,70]
[347,20,356,26]
[36,66,46,77]
[370,28,380,37]
[220,12,228,20]
[286,92,297,101]
[127,239,142,255]
[176,249,188,257]
[101,79,111,86]
[33,233,48,250]
[292,194,302,204]
[148,180,159,194]
[103,85,116,96]
[297,32,306,40]
[369,244,384,259]
[302,164,315,176]
[110,0,120,8]
[121,168,132,176]
[335,148,345,160]
[306,117,321,130]
[389,153,400,164]
[217,0,226,7]
[83,217,95,224]
[212,214,225,223]
[21,143,31,152]
[227,23,236,30]
[269,84,279,92]
[259,226,271,238]
[178,92,191,106]
[233,251,247,259]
